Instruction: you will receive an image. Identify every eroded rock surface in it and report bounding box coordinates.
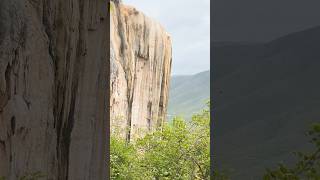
[110,2,172,141]
[0,0,108,179]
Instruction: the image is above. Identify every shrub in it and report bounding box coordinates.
[110,103,211,179]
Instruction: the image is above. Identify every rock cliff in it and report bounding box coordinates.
[0,0,171,178]
[110,2,172,141]
[0,0,108,179]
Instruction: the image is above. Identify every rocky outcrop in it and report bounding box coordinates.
[110,2,172,141]
[0,0,108,179]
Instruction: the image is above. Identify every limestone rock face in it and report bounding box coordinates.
[0,0,108,179]
[111,0,122,4]
[110,3,172,140]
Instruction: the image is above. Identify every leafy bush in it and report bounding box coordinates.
[110,103,211,179]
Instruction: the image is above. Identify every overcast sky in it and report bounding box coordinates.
[213,0,320,42]
[124,0,210,75]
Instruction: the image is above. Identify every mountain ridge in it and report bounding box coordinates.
[214,26,320,179]
[168,70,210,120]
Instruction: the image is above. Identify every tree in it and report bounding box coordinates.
[110,102,211,179]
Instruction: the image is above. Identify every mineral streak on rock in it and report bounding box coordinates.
[0,0,108,179]
[110,2,172,141]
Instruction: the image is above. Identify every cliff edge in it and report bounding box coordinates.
[110,2,172,141]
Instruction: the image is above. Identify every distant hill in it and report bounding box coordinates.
[213,26,320,179]
[167,71,210,120]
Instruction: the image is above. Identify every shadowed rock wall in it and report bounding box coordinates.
[0,0,108,179]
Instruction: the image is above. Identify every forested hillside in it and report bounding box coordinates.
[168,71,210,120]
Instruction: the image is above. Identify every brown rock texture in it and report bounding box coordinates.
[0,0,108,179]
[110,2,172,141]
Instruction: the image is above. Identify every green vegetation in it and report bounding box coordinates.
[111,102,210,179]
[109,2,115,13]
[264,123,320,179]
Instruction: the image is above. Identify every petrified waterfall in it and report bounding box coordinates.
[110,2,172,141]
[0,0,108,179]
[0,0,171,179]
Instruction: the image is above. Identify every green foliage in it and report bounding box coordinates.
[111,103,211,179]
[264,123,320,179]
[109,2,115,13]
[110,135,145,179]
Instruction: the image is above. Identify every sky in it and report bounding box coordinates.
[124,0,210,75]
[213,0,320,42]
